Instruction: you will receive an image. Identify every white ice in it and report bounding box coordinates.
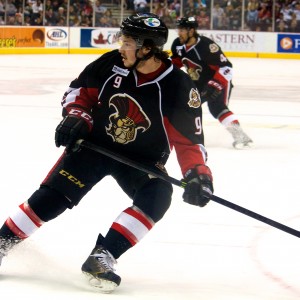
[0,54,299,300]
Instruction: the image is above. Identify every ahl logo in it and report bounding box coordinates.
[47,29,67,41]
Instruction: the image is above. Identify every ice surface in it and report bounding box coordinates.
[0,54,299,300]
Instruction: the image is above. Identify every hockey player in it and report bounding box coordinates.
[171,17,253,149]
[0,13,213,292]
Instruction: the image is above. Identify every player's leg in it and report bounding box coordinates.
[0,149,107,265]
[81,164,173,292]
[207,84,253,149]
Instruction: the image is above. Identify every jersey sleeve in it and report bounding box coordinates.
[200,37,233,86]
[60,51,119,115]
[170,38,183,69]
[163,71,208,176]
[60,63,100,116]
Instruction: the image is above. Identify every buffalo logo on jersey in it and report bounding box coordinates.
[188,88,201,108]
[106,93,151,144]
[182,58,202,81]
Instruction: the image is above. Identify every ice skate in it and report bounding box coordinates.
[0,237,19,266]
[227,123,253,149]
[81,237,121,293]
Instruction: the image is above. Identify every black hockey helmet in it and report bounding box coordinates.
[119,13,168,48]
[176,17,198,30]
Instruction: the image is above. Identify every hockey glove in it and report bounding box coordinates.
[202,80,223,101]
[183,165,213,207]
[55,108,93,152]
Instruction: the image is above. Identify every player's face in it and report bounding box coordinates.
[118,35,138,68]
[177,28,190,44]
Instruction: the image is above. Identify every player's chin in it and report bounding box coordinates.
[122,59,134,68]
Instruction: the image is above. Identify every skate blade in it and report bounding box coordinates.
[82,272,118,293]
[233,141,253,150]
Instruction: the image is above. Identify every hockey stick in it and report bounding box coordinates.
[75,139,300,239]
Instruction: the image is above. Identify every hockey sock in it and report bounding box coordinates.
[102,205,155,259]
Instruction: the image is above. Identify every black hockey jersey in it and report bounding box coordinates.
[171,36,233,93]
[61,50,207,175]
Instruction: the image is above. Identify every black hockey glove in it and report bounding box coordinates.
[183,165,213,207]
[202,80,223,101]
[55,107,93,152]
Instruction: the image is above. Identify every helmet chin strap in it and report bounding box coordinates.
[130,47,154,70]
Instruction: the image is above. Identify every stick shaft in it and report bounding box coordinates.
[77,140,300,238]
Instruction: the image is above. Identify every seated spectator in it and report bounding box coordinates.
[45,8,58,26]
[31,13,43,26]
[169,0,181,17]
[6,0,17,17]
[68,5,77,26]
[257,2,272,31]
[14,12,23,25]
[184,0,198,17]
[246,0,259,30]
[95,15,110,27]
[212,3,225,29]
[32,0,43,18]
[275,12,288,32]
[0,0,4,18]
[134,0,149,13]
[197,8,210,29]
[290,12,298,32]
[95,0,107,16]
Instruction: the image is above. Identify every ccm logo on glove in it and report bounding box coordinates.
[68,108,93,130]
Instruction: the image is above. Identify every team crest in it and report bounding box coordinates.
[209,43,219,53]
[106,93,151,144]
[188,88,201,108]
[182,58,202,81]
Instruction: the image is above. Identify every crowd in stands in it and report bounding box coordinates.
[0,0,299,32]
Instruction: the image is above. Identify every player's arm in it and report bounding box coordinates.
[200,38,232,100]
[170,38,184,69]
[164,75,213,207]
[55,63,99,151]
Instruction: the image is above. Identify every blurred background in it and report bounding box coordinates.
[0,0,299,32]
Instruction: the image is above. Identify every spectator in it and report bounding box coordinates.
[95,0,107,16]
[133,0,148,13]
[212,3,225,29]
[57,16,67,26]
[68,5,78,26]
[95,15,110,27]
[14,12,23,25]
[32,0,43,17]
[169,0,181,17]
[184,0,198,16]
[197,8,210,29]
[6,0,17,17]
[275,12,287,31]
[257,2,272,31]
[0,0,4,18]
[45,8,58,26]
[290,11,298,31]
[57,6,67,23]
[246,0,259,30]
[31,14,43,26]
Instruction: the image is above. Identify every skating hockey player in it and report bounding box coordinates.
[171,17,253,149]
[0,13,213,292]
